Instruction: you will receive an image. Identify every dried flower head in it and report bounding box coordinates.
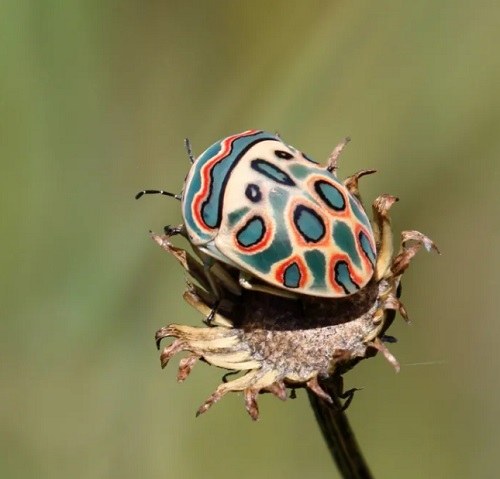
[151,166,438,420]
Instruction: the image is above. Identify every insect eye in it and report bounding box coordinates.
[274,150,294,160]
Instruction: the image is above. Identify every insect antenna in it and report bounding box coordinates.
[135,189,181,201]
[184,138,195,163]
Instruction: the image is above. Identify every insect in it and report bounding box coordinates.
[150,132,439,419]
[138,130,377,298]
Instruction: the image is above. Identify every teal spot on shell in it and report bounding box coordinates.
[359,231,376,266]
[304,250,326,289]
[294,206,325,242]
[316,181,345,210]
[349,197,372,230]
[201,201,219,228]
[236,217,264,247]
[335,261,359,294]
[251,160,295,186]
[333,221,361,268]
[289,164,310,179]
[240,240,292,274]
[283,262,300,288]
[238,187,292,273]
[227,207,250,228]
[268,186,289,211]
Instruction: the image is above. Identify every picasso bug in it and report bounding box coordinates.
[145,130,439,419]
[137,130,378,299]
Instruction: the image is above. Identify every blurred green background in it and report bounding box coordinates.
[2,1,499,478]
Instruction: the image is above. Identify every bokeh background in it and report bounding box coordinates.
[2,1,499,478]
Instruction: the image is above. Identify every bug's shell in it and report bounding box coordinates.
[182,130,376,298]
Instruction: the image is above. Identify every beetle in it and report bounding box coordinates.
[137,130,377,298]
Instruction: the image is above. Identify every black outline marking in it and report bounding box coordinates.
[293,204,326,243]
[283,261,301,288]
[250,159,296,186]
[314,180,346,211]
[274,150,294,160]
[334,260,360,294]
[302,152,319,164]
[235,215,266,248]
[358,230,376,266]
[245,183,262,203]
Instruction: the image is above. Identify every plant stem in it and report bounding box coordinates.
[307,378,374,479]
